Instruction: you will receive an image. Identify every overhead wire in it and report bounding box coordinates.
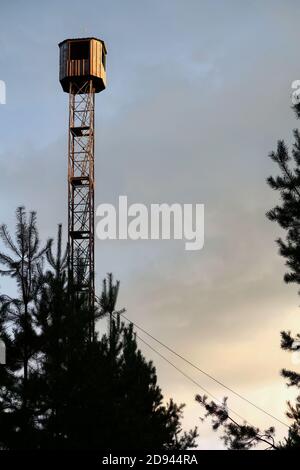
[111,309,290,429]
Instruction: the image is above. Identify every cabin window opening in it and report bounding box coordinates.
[70,41,90,60]
[102,47,106,69]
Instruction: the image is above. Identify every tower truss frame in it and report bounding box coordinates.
[68,80,95,339]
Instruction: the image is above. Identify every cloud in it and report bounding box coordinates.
[0,0,300,448]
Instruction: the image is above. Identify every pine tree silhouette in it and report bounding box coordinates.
[196,105,300,449]
[0,211,197,449]
[0,207,51,448]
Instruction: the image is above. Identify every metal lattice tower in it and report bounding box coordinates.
[68,81,95,331]
[59,38,107,339]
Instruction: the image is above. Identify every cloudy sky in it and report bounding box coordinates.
[1,0,300,449]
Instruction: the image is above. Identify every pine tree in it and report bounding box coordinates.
[196,106,300,449]
[35,272,198,449]
[0,207,50,448]
[0,211,197,449]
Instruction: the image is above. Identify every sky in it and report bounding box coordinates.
[0,0,300,449]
